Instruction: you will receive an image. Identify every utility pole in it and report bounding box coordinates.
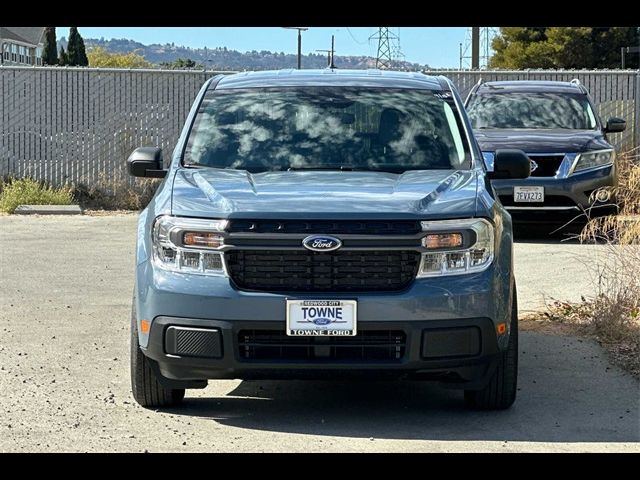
[316,35,336,68]
[471,27,480,69]
[282,27,308,69]
[622,45,640,68]
[330,35,335,68]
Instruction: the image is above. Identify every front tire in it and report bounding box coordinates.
[130,300,185,408]
[464,285,518,410]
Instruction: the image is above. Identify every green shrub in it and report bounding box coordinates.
[0,178,74,214]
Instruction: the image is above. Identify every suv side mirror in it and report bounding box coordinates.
[489,149,530,179]
[127,147,166,178]
[604,117,626,133]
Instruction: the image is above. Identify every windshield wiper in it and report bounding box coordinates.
[288,165,358,171]
[287,165,403,173]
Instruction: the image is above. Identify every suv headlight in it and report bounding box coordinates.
[572,149,615,173]
[417,218,494,277]
[152,215,228,275]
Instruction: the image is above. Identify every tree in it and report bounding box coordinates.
[87,47,151,68]
[490,27,640,69]
[160,58,200,69]
[42,27,58,65]
[66,27,89,66]
[58,45,68,66]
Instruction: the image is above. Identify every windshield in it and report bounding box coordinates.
[467,92,597,130]
[183,87,471,172]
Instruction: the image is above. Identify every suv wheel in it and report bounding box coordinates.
[464,285,518,410]
[130,300,185,408]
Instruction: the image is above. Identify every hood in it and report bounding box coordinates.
[171,168,479,219]
[474,128,609,154]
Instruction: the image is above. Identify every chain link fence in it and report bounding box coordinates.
[1,66,638,186]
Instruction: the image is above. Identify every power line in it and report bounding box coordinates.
[346,27,368,45]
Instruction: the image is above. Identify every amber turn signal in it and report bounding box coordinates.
[183,232,223,249]
[496,322,507,335]
[422,233,463,249]
[140,320,150,334]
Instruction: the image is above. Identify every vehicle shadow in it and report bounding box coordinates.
[166,332,639,443]
[513,222,583,244]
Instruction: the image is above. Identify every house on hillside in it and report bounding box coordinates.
[0,27,45,66]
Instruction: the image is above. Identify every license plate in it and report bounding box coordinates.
[286,300,357,336]
[514,186,544,203]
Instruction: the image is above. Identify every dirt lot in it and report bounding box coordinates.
[0,214,638,452]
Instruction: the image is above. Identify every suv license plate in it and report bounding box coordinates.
[286,300,357,336]
[514,186,544,202]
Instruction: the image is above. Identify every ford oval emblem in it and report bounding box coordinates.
[302,235,342,252]
[312,317,332,326]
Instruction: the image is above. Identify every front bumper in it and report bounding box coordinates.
[492,164,617,222]
[135,260,513,390]
[143,317,502,389]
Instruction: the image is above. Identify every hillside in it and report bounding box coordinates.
[58,37,428,71]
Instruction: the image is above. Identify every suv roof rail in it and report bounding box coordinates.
[464,77,484,106]
[570,78,588,93]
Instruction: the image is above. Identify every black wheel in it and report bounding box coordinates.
[130,300,185,408]
[464,285,518,410]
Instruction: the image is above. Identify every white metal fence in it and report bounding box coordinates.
[1,66,638,186]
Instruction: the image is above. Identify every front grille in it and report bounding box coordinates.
[228,219,422,235]
[226,250,421,292]
[500,195,577,207]
[528,155,565,177]
[238,330,406,362]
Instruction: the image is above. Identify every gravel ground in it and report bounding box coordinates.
[0,215,638,452]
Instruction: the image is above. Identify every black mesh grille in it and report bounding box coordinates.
[238,330,406,362]
[165,327,223,358]
[528,155,565,177]
[226,250,420,292]
[228,219,422,235]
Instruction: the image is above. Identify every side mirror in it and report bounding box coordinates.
[127,147,166,178]
[489,149,530,179]
[604,117,626,134]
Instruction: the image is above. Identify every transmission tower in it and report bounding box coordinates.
[370,27,400,69]
[459,27,498,70]
[391,28,406,69]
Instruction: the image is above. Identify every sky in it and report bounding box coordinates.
[58,27,470,68]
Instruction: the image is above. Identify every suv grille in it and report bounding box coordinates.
[238,330,406,362]
[228,219,422,235]
[528,155,565,177]
[226,250,421,292]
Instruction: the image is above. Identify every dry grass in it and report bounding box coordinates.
[72,171,160,211]
[580,149,640,244]
[534,149,640,378]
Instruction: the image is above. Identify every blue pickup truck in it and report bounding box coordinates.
[127,69,530,410]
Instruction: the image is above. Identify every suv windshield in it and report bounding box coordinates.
[467,92,597,130]
[183,87,471,172]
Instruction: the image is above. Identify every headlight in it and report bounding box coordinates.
[572,149,614,173]
[417,218,494,277]
[152,215,228,275]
